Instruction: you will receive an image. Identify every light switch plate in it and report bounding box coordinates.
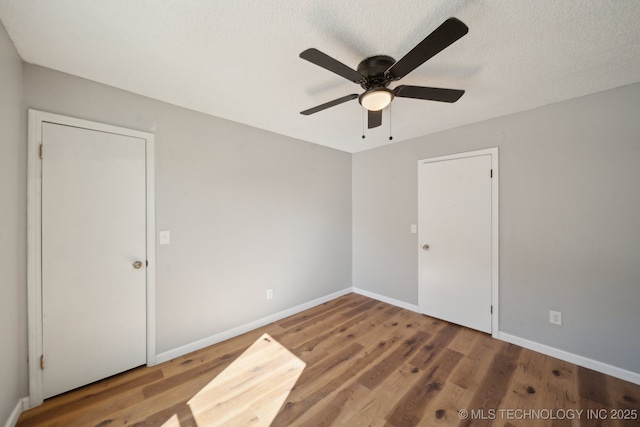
[411,224,417,234]
[159,230,170,245]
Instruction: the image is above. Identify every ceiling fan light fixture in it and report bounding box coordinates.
[299,18,469,129]
[359,88,394,111]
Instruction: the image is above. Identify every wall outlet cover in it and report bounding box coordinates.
[550,310,562,326]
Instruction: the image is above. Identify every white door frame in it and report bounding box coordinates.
[418,147,499,337]
[27,110,156,407]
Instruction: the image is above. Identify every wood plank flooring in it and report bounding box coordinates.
[17,293,640,426]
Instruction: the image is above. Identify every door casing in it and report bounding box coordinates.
[417,147,499,337]
[27,110,156,407]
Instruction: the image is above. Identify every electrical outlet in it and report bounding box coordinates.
[267,288,274,300]
[550,310,562,326]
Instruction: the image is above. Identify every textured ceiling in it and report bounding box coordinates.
[1,1,640,153]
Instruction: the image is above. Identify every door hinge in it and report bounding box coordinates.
[39,144,43,159]
[40,355,45,370]
[490,169,493,178]
[490,305,493,314]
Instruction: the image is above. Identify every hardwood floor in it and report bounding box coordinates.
[18,293,640,426]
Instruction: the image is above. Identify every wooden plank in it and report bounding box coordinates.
[450,332,502,391]
[342,298,382,318]
[270,342,364,425]
[577,366,622,427]
[409,322,462,370]
[386,348,463,426]
[418,335,501,427]
[294,302,398,367]
[285,335,405,425]
[294,382,370,427]
[459,343,522,427]
[276,293,367,330]
[293,303,384,355]
[498,348,554,427]
[417,381,470,426]
[17,369,161,426]
[341,362,427,426]
[186,333,305,426]
[607,374,640,427]
[358,330,432,390]
[142,348,245,399]
[447,326,481,356]
[354,306,431,349]
[578,366,610,407]
[271,301,368,351]
[535,356,580,427]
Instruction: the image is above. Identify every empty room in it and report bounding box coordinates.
[1,1,639,426]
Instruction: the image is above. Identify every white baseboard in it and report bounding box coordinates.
[3,397,27,427]
[155,285,639,386]
[351,288,640,385]
[352,287,420,313]
[498,332,640,385]
[155,287,352,364]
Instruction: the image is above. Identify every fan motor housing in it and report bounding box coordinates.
[357,55,395,89]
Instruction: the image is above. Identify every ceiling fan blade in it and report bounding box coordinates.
[368,110,382,129]
[300,94,358,115]
[394,85,464,103]
[387,17,468,80]
[300,48,364,84]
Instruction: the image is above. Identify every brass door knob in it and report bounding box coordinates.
[422,244,430,251]
[133,261,143,269]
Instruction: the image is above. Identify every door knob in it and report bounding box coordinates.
[133,261,143,269]
[422,244,430,251]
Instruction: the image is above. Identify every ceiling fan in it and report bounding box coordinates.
[299,17,468,129]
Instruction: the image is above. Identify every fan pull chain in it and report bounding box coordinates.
[361,108,366,139]
[389,105,393,141]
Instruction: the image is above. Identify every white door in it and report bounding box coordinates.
[41,122,147,399]
[418,153,493,333]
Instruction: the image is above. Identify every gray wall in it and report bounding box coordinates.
[0,20,26,423]
[353,82,640,374]
[23,64,352,355]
